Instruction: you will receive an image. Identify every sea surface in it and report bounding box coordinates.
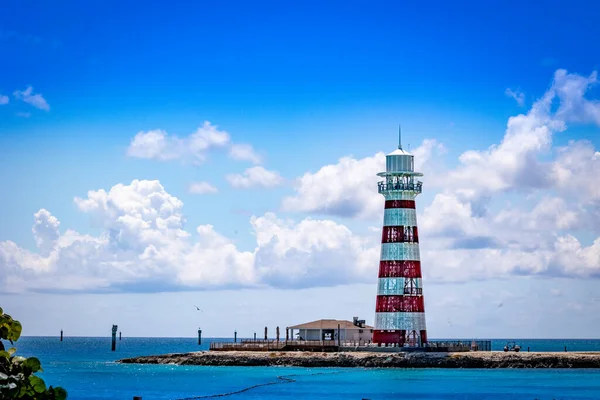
[8,337,600,400]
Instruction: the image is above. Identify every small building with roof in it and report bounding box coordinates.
[287,317,373,344]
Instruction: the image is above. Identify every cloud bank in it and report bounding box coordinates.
[0,180,376,293]
[2,69,600,294]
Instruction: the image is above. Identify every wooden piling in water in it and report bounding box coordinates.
[111,325,118,351]
[60,329,63,342]
[119,331,122,340]
[234,331,237,343]
[198,328,202,345]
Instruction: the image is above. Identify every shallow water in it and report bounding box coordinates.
[12,337,600,399]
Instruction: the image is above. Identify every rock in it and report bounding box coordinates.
[118,351,600,369]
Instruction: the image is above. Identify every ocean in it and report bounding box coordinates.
[11,337,600,400]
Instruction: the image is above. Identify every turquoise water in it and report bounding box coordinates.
[10,337,600,399]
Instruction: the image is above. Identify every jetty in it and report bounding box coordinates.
[119,351,600,368]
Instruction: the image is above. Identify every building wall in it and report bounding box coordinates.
[345,328,373,343]
[297,329,321,341]
[296,328,373,343]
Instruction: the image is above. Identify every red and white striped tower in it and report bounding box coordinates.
[373,130,427,346]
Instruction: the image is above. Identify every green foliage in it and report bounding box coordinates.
[0,307,68,399]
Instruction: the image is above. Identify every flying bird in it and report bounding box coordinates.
[194,305,203,312]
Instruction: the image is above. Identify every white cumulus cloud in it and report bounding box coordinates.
[413,69,600,282]
[188,182,218,194]
[281,139,444,219]
[229,143,262,164]
[0,95,8,105]
[32,209,60,255]
[551,140,600,203]
[251,213,379,288]
[127,121,265,167]
[13,86,49,111]
[439,69,599,205]
[552,69,600,125]
[505,87,525,106]
[127,121,230,164]
[226,166,284,188]
[0,180,376,293]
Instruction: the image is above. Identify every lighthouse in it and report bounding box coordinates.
[373,129,427,346]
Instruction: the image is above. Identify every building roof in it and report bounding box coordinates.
[287,319,373,330]
[387,147,412,156]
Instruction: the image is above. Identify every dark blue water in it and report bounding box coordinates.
[9,337,600,399]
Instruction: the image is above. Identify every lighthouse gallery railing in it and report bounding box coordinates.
[378,181,423,194]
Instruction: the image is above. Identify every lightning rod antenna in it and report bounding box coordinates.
[398,124,403,150]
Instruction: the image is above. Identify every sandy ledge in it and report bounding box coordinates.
[118,351,600,368]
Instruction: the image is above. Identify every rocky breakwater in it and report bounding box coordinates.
[119,351,600,368]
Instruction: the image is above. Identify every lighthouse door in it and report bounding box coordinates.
[406,330,419,347]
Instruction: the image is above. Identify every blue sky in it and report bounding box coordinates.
[1,1,600,338]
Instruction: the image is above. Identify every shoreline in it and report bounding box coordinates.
[119,351,600,369]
